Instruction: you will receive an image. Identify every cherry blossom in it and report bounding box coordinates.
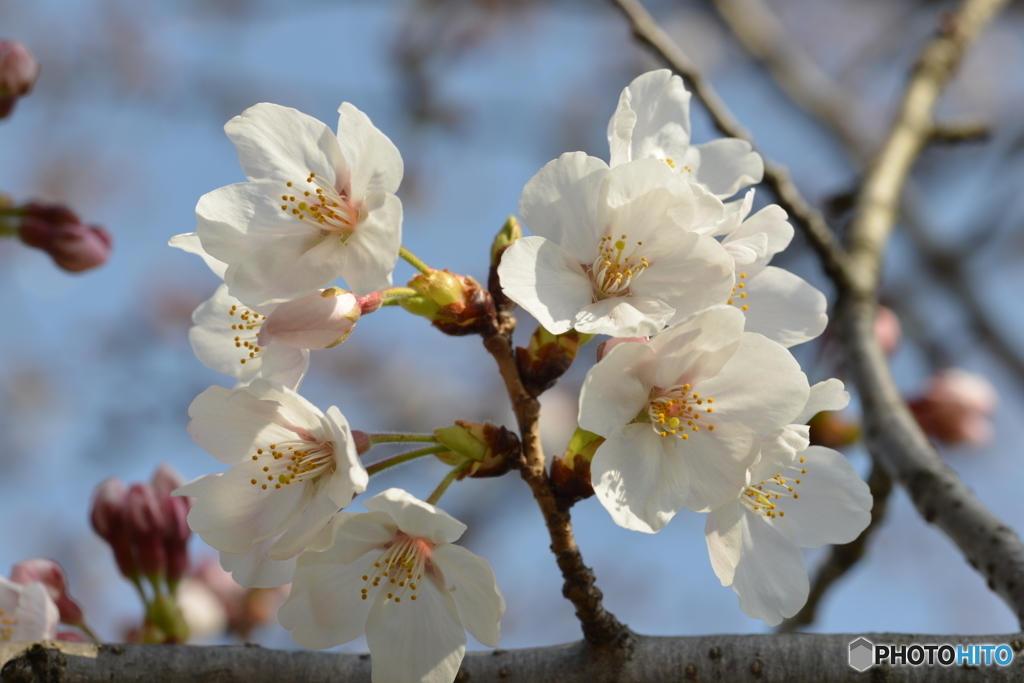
[279,488,504,683]
[196,102,403,308]
[498,152,733,337]
[579,306,809,531]
[0,575,59,642]
[608,69,763,199]
[176,379,368,578]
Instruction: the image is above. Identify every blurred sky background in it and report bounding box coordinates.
[2,0,1024,651]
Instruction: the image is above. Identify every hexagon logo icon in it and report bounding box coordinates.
[849,637,874,672]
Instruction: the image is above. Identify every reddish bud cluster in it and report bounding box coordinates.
[15,201,112,272]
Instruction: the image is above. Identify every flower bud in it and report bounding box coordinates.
[550,427,604,507]
[433,420,519,479]
[151,462,186,499]
[10,558,85,627]
[124,483,167,579]
[874,305,901,356]
[909,368,998,447]
[0,40,39,118]
[517,326,592,397]
[90,477,139,580]
[489,215,523,315]
[400,269,497,336]
[16,202,112,272]
[257,287,361,349]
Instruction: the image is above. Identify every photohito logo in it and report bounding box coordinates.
[848,637,1014,671]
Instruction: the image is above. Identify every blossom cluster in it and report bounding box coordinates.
[168,69,871,680]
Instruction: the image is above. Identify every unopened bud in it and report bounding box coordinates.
[874,306,901,356]
[124,483,167,579]
[351,430,372,455]
[489,215,523,315]
[400,269,497,336]
[807,412,861,450]
[433,421,519,479]
[517,326,592,397]
[909,368,997,447]
[10,558,85,627]
[550,427,604,507]
[17,202,112,272]
[0,40,39,118]
[90,477,139,580]
[258,287,360,349]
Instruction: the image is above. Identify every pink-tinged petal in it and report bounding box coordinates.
[518,152,609,259]
[365,577,466,683]
[725,204,793,261]
[323,407,370,508]
[640,234,735,324]
[363,489,466,545]
[343,191,401,295]
[225,103,347,190]
[431,544,505,648]
[336,102,403,197]
[685,138,764,199]
[620,70,693,163]
[280,558,377,649]
[227,232,345,308]
[607,85,638,168]
[187,386,300,466]
[497,236,595,334]
[695,333,809,435]
[268,478,341,561]
[726,512,808,626]
[579,342,657,438]
[300,512,397,567]
[647,306,745,389]
[678,421,759,513]
[766,446,872,548]
[9,580,59,641]
[259,290,360,349]
[704,502,744,585]
[574,296,674,337]
[738,267,828,348]
[591,423,690,533]
[179,466,312,553]
[169,232,227,278]
[795,379,850,425]
[219,540,296,589]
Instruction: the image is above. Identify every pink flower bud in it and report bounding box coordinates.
[909,368,998,447]
[124,483,166,578]
[161,496,192,587]
[257,287,360,349]
[10,558,85,627]
[0,40,39,98]
[151,463,186,499]
[90,477,139,580]
[874,306,902,356]
[17,202,112,272]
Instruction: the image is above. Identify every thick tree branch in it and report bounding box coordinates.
[609,0,851,287]
[5,635,1024,682]
[481,316,625,646]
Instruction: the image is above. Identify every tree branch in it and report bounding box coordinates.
[481,315,626,647]
[5,635,1024,683]
[608,0,851,287]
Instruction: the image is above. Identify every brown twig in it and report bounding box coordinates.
[481,312,626,647]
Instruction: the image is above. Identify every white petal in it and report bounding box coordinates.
[431,544,505,647]
[711,190,755,237]
[241,378,327,435]
[795,379,850,425]
[647,306,745,389]
[591,423,690,533]
[678,421,759,513]
[518,152,609,260]
[300,512,397,567]
[640,234,735,324]
[258,344,310,391]
[363,489,467,545]
[607,85,638,168]
[578,342,657,438]
[336,102,403,197]
[169,232,228,278]
[767,446,872,548]
[196,183,296,265]
[280,559,375,649]
[574,296,674,337]
[723,232,769,267]
[187,385,300,466]
[727,511,808,626]
[219,539,296,589]
[225,102,347,190]
[704,502,744,586]
[343,191,402,295]
[269,478,341,560]
[228,232,347,308]
[686,138,764,199]
[725,204,793,262]
[695,333,809,436]
[497,236,594,334]
[365,577,466,683]
[622,70,692,162]
[324,406,370,506]
[8,581,58,641]
[756,425,810,473]
[189,285,263,381]
[738,266,828,348]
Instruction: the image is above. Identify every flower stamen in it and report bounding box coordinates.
[589,234,649,299]
[647,383,718,440]
[279,172,360,240]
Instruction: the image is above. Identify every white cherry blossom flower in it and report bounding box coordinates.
[608,69,763,199]
[176,379,368,578]
[697,190,828,347]
[703,444,871,626]
[196,102,403,308]
[0,576,59,642]
[279,488,505,683]
[498,152,733,337]
[579,306,810,531]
